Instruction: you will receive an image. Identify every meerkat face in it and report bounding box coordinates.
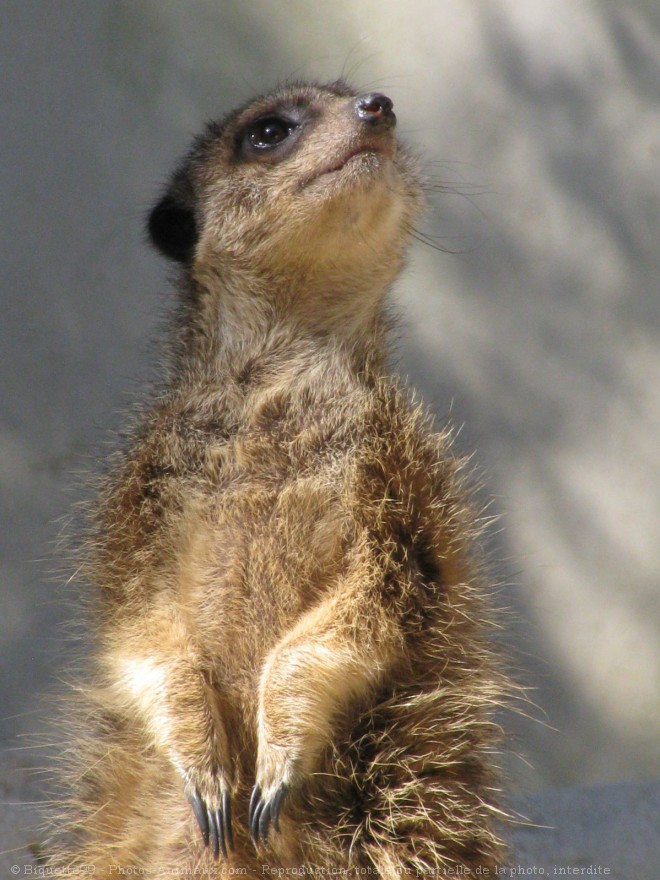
[148,81,422,293]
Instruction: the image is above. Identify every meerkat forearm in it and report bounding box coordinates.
[104,608,233,851]
[256,578,404,782]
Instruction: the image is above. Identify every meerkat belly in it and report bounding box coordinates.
[176,471,349,681]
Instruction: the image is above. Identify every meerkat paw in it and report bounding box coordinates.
[248,777,290,845]
[183,767,234,859]
[249,726,312,845]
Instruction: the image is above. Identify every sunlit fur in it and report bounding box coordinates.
[45,81,509,875]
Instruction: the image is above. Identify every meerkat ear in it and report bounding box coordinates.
[147,192,198,264]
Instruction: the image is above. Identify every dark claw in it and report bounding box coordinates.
[250,797,265,844]
[207,806,219,859]
[249,782,289,846]
[222,788,234,851]
[271,784,288,833]
[258,799,272,842]
[248,783,261,840]
[188,786,233,859]
[215,808,227,859]
[188,789,209,847]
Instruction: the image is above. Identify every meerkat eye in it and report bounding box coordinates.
[245,116,296,150]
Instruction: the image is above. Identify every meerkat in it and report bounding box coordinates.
[47,80,508,875]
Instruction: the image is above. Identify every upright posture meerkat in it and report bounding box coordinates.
[49,81,507,874]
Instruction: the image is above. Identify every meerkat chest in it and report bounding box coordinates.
[172,422,354,637]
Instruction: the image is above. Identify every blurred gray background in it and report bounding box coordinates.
[1,0,658,793]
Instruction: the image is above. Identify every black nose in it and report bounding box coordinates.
[355,93,396,127]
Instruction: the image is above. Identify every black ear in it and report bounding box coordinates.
[147,193,197,264]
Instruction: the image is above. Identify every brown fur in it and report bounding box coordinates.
[46,81,508,875]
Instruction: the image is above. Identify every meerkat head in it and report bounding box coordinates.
[148,81,423,340]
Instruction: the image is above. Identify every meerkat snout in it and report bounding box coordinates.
[354,92,396,127]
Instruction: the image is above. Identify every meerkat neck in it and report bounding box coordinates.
[169,266,390,389]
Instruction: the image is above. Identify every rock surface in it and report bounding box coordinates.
[1,753,658,877]
[2,0,659,792]
[508,779,660,877]
[0,753,44,875]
